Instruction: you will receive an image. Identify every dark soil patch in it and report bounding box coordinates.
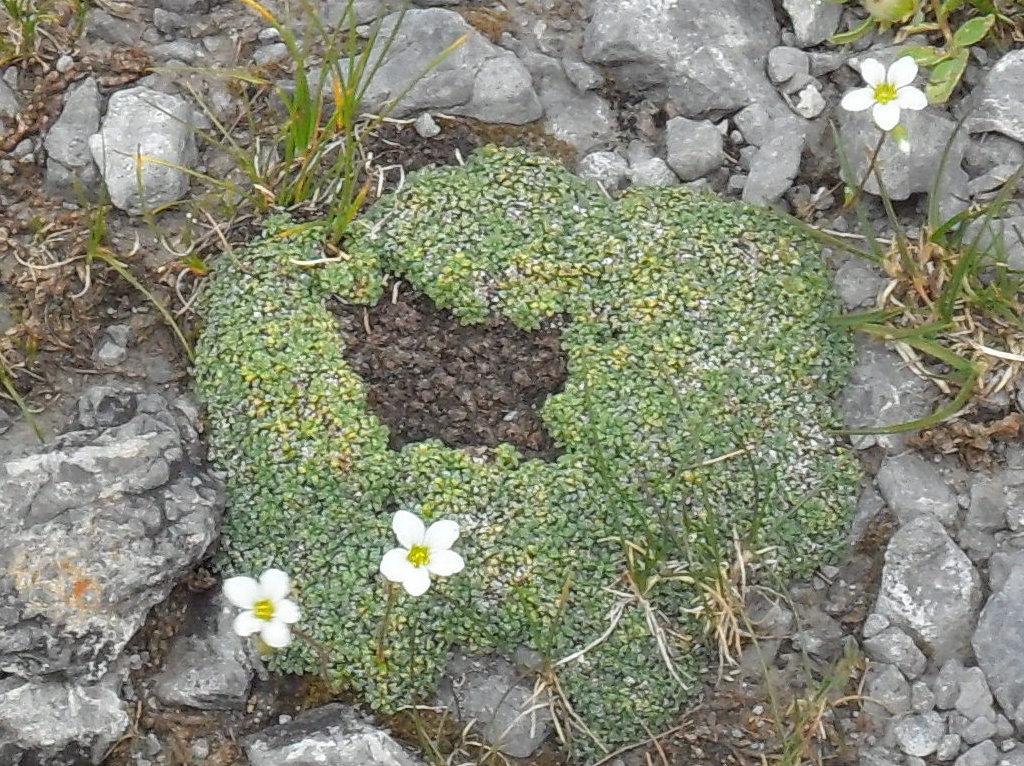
[331,287,568,458]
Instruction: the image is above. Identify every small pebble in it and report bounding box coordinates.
[55,54,74,73]
[414,112,441,139]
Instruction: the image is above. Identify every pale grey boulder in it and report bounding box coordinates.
[244,704,421,766]
[354,9,541,125]
[582,0,779,117]
[0,386,224,680]
[873,515,982,664]
[88,86,197,214]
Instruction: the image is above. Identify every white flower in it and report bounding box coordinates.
[379,510,465,596]
[223,568,301,648]
[840,56,927,132]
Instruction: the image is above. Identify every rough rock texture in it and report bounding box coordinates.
[356,9,541,124]
[0,386,224,680]
[876,453,958,526]
[519,49,616,154]
[151,591,254,710]
[780,0,843,47]
[0,668,128,765]
[894,711,945,757]
[437,654,552,758]
[863,625,927,679]
[243,704,421,766]
[582,0,779,117]
[44,76,102,201]
[88,86,197,214]
[973,564,1024,729]
[839,340,936,453]
[577,150,629,191]
[968,49,1024,143]
[873,515,982,664]
[665,116,724,181]
[0,78,19,123]
[743,129,806,206]
[838,106,968,220]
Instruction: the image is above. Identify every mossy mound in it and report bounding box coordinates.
[195,147,859,758]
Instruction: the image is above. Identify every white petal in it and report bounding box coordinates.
[259,568,290,601]
[872,101,901,131]
[887,56,918,88]
[275,598,301,624]
[261,620,292,648]
[860,58,886,87]
[427,550,465,577]
[232,611,263,636]
[380,548,416,583]
[424,519,460,551]
[223,576,259,608]
[402,566,432,597]
[840,87,875,112]
[896,85,927,111]
[393,510,425,548]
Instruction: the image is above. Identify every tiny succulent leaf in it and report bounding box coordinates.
[952,13,995,47]
[900,45,950,66]
[925,48,969,104]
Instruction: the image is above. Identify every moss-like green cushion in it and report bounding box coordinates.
[195,146,858,758]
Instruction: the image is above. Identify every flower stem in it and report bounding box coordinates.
[292,626,335,690]
[843,129,892,210]
[375,581,399,664]
[844,130,888,212]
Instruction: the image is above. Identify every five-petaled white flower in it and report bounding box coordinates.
[380,510,465,596]
[223,568,301,648]
[841,56,927,132]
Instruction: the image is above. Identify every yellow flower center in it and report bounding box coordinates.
[253,599,275,621]
[407,545,430,568]
[874,82,898,104]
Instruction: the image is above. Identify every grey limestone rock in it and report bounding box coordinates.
[956,740,998,766]
[838,105,969,221]
[89,86,197,214]
[864,626,927,680]
[968,50,1024,144]
[865,663,912,719]
[0,668,128,765]
[874,515,982,664]
[355,10,541,125]
[956,668,995,721]
[629,157,679,187]
[974,566,1024,731]
[839,340,936,453]
[665,116,724,182]
[582,0,779,117]
[911,680,937,713]
[519,50,615,154]
[895,711,946,757]
[151,591,254,710]
[935,659,966,710]
[577,151,629,192]
[243,704,420,766]
[780,0,843,47]
[937,733,962,761]
[876,453,958,526]
[834,256,886,310]
[44,76,102,200]
[438,653,551,758]
[413,112,440,138]
[767,46,809,86]
[0,386,224,680]
[0,77,19,122]
[93,324,130,367]
[742,128,805,206]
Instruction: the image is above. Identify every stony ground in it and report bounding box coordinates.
[2,0,1024,765]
